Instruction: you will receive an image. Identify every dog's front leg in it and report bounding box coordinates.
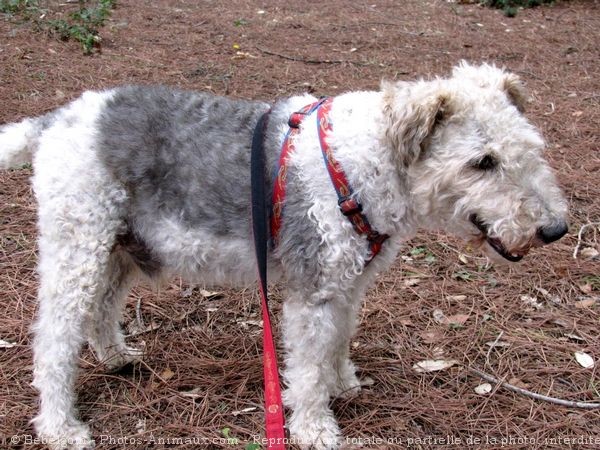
[282,289,352,450]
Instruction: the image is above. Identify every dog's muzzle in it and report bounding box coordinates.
[469,214,528,262]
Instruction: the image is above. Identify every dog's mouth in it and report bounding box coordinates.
[469,214,527,262]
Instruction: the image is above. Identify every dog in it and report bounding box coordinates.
[0,62,568,449]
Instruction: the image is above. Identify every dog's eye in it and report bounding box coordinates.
[472,154,497,171]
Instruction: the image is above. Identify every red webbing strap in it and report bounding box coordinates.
[250,110,286,450]
[270,98,327,246]
[316,98,389,263]
[259,281,286,449]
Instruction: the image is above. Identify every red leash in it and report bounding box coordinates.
[250,110,287,449]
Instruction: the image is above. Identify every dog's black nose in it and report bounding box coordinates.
[537,221,568,244]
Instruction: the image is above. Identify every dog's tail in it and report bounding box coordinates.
[0,115,48,169]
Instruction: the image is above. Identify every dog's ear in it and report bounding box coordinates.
[453,61,528,112]
[502,73,527,112]
[383,81,452,167]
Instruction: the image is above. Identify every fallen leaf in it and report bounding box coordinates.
[508,377,529,389]
[399,318,414,326]
[580,247,599,259]
[433,309,469,326]
[236,319,263,329]
[575,298,596,309]
[447,295,467,302]
[535,287,561,304]
[432,346,445,358]
[180,286,194,298]
[403,278,421,287]
[160,368,175,381]
[445,314,470,326]
[200,289,223,299]
[521,295,543,310]
[579,283,593,295]
[458,253,469,264]
[0,339,16,349]
[136,418,146,434]
[552,318,571,328]
[420,330,443,344]
[433,309,446,324]
[474,383,492,395]
[412,359,459,373]
[564,333,585,342]
[574,351,594,369]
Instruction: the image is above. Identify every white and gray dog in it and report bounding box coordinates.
[0,63,568,449]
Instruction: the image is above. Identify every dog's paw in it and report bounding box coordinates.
[335,375,376,400]
[332,360,362,399]
[33,418,94,450]
[289,414,341,450]
[104,345,144,371]
[332,371,361,399]
[333,382,361,400]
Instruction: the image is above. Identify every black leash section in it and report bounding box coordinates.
[251,109,271,309]
[250,108,287,449]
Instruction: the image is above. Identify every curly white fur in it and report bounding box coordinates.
[0,63,568,450]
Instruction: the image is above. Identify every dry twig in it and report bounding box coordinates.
[256,46,373,67]
[573,222,600,259]
[468,367,600,410]
[135,297,144,330]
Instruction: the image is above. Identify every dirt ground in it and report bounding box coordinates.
[1,0,599,449]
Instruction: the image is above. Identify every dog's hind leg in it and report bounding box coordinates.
[30,189,128,447]
[31,211,122,449]
[27,89,127,449]
[30,187,127,449]
[86,252,144,371]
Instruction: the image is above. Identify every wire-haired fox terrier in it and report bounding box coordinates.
[0,62,568,449]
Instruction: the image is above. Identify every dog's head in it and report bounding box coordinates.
[383,62,568,262]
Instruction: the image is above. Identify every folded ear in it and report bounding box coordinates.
[382,81,452,167]
[453,61,528,112]
[502,72,528,112]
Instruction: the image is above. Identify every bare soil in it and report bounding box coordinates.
[1,1,599,449]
